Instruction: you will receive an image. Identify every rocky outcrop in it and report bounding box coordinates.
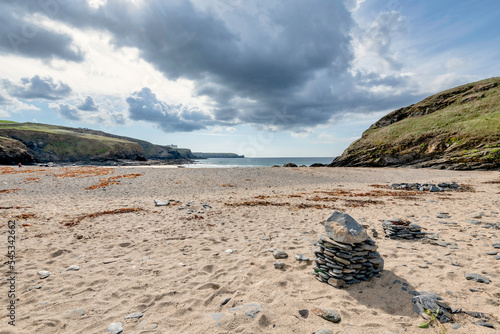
[0,136,35,164]
[330,77,500,170]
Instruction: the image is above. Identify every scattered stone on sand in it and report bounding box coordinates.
[295,254,309,261]
[314,211,383,288]
[225,249,234,254]
[124,312,143,320]
[273,249,288,259]
[298,309,309,318]
[28,285,42,291]
[382,218,425,239]
[274,261,285,269]
[107,322,123,334]
[486,251,498,255]
[220,298,231,307]
[283,163,298,167]
[411,291,458,323]
[492,243,500,249]
[312,307,341,323]
[229,303,263,318]
[314,330,333,334]
[65,309,85,319]
[390,182,460,191]
[154,199,170,206]
[38,271,51,279]
[465,273,491,284]
[66,265,79,271]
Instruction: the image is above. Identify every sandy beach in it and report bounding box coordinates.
[1,165,499,334]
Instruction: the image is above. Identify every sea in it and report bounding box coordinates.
[182,157,334,168]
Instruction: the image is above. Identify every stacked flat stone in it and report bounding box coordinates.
[313,211,384,288]
[390,182,460,192]
[382,219,425,240]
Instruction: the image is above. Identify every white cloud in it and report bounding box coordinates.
[225,127,236,133]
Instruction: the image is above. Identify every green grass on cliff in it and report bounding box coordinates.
[360,77,500,148]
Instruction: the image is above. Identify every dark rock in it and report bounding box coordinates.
[298,309,309,318]
[310,163,326,167]
[411,291,456,323]
[283,163,298,167]
[220,298,231,307]
[465,273,490,284]
[274,261,285,269]
[273,250,288,259]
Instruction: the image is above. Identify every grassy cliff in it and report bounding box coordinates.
[330,77,500,170]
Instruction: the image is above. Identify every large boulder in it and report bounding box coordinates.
[0,137,35,165]
[324,211,369,244]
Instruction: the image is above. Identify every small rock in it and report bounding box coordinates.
[225,249,234,254]
[28,285,42,291]
[124,312,143,320]
[107,322,123,334]
[324,211,368,244]
[465,273,491,284]
[154,200,170,206]
[315,330,333,334]
[38,271,51,279]
[295,254,309,261]
[492,243,500,249]
[469,288,483,292]
[274,261,285,269]
[451,323,462,330]
[66,265,79,271]
[486,251,498,255]
[298,309,309,318]
[495,255,500,260]
[312,307,341,323]
[220,298,231,307]
[273,249,288,259]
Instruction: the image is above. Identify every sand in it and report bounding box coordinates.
[0,165,499,333]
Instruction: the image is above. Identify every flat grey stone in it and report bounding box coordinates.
[451,323,462,329]
[295,254,309,261]
[154,200,170,206]
[274,261,285,269]
[229,303,263,318]
[325,211,368,244]
[315,330,334,334]
[312,307,341,323]
[107,322,123,334]
[210,313,226,327]
[124,312,143,320]
[28,285,42,291]
[465,273,490,284]
[492,243,500,248]
[273,249,288,259]
[66,265,79,271]
[38,271,51,279]
[486,251,498,255]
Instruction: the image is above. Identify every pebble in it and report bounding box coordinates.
[225,249,234,254]
[273,249,288,259]
[220,298,231,307]
[295,254,309,261]
[66,265,79,271]
[28,285,42,291]
[274,261,285,269]
[486,251,498,255]
[465,273,491,284]
[298,309,309,318]
[154,200,170,206]
[492,243,500,248]
[124,312,143,320]
[451,323,462,329]
[107,322,123,334]
[312,307,341,323]
[38,271,51,279]
[495,256,500,260]
[315,330,333,334]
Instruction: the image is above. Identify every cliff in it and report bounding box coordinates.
[330,77,500,170]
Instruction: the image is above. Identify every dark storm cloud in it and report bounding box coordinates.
[6,0,422,131]
[0,2,83,62]
[77,96,99,111]
[52,103,81,121]
[126,87,209,132]
[4,75,72,100]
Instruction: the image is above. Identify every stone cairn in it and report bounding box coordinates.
[382,218,425,240]
[313,211,384,288]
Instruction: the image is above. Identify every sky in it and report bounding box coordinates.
[0,0,499,157]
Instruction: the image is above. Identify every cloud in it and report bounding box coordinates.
[126,87,210,132]
[211,126,223,133]
[225,127,236,133]
[3,75,72,100]
[77,96,99,111]
[6,0,427,132]
[51,103,81,121]
[0,2,83,62]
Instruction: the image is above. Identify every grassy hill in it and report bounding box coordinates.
[330,77,500,170]
[0,122,193,164]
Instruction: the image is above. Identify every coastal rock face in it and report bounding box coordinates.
[0,136,35,164]
[330,77,500,170]
[325,211,369,244]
